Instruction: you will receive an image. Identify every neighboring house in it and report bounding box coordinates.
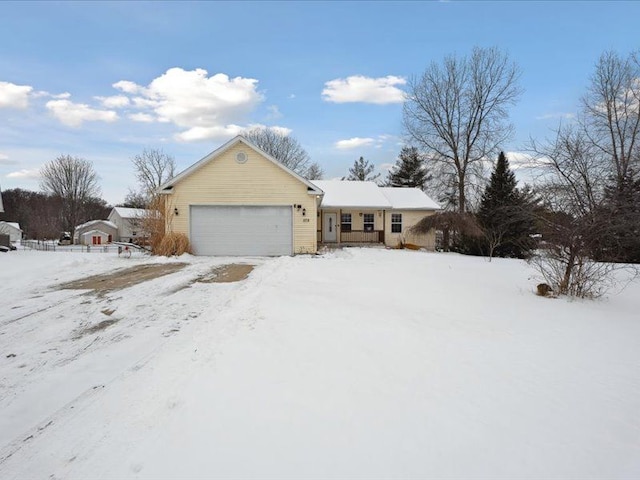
[74,219,118,245]
[158,135,323,256]
[0,221,23,243]
[80,229,110,246]
[312,181,441,249]
[108,207,149,242]
[157,135,440,256]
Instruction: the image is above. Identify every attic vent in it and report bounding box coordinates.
[236,151,248,164]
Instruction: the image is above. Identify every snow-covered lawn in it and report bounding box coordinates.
[1,248,639,479]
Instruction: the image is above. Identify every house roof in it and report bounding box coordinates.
[157,135,323,196]
[74,219,117,231]
[110,207,148,219]
[311,181,441,210]
[311,181,391,209]
[380,187,441,210]
[0,221,22,231]
[81,229,109,236]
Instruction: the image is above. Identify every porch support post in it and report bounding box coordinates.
[382,209,386,245]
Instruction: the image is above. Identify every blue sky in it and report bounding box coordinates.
[1,1,639,204]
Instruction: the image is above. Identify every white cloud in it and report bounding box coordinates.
[0,153,17,165]
[335,137,376,149]
[505,151,551,170]
[128,112,155,123]
[0,153,18,165]
[0,81,33,109]
[7,168,41,179]
[113,67,264,142]
[176,124,245,142]
[288,94,296,99]
[535,112,576,120]
[96,95,130,108]
[322,75,406,104]
[334,134,398,150]
[46,99,118,127]
[113,80,141,94]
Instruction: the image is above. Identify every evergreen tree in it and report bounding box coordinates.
[476,152,536,258]
[343,156,380,182]
[386,146,432,190]
[594,171,640,263]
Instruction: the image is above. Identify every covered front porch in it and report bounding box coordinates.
[317,209,385,245]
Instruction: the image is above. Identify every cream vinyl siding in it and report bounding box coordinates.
[384,210,437,249]
[167,143,317,254]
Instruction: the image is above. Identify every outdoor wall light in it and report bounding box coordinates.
[302,208,306,216]
[174,207,179,216]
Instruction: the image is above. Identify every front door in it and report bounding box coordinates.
[323,213,337,242]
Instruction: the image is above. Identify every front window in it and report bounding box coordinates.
[341,213,352,232]
[363,213,374,232]
[391,213,402,233]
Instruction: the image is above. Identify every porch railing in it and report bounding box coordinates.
[340,230,384,243]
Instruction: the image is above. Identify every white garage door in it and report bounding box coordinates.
[190,205,293,256]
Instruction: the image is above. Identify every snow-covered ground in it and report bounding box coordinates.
[1,248,639,479]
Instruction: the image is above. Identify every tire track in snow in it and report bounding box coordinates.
[0,259,273,474]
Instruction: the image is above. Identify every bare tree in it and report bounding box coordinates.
[121,189,149,209]
[403,46,522,212]
[305,161,324,180]
[581,50,640,187]
[527,126,637,297]
[530,126,608,216]
[40,155,100,242]
[244,128,311,175]
[127,149,176,247]
[131,148,176,199]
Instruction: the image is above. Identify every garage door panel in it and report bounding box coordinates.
[190,206,292,256]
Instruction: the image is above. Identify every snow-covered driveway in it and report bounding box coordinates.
[1,248,639,479]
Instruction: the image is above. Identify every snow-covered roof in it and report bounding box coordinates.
[75,219,117,231]
[0,221,22,231]
[312,181,391,209]
[81,229,109,237]
[380,187,441,210]
[311,181,441,210]
[111,207,148,219]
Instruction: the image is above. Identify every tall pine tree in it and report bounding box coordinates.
[343,156,380,182]
[386,146,431,190]
[593,171,640,263]
[477,152,536,258]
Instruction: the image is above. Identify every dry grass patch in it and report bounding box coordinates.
[197,264,255,284]
[156,232,191,257]
[60,263,188,294]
